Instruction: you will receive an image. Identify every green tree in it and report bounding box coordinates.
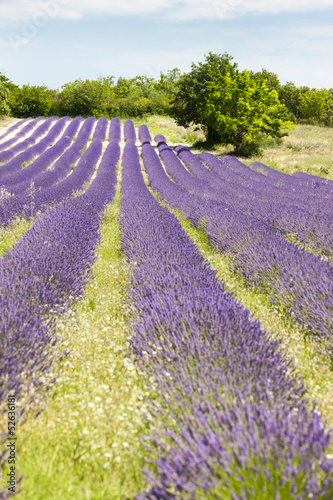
[171,52,237,143]
[155,68,182,98]
[0,72,18,92]
[59,77,115,117]
[325,88,333,126]
[201,70,293,155]
[7,85,55,117]
[0,81,10,117]
[299,88,330,121]
[249,69,280,91]
[278,82,310,121]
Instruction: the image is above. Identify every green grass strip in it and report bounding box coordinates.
[0,218,34,257]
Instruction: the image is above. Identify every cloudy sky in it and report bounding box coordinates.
[0,0,333,89]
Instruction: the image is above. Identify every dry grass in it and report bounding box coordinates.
[212,124,333,178]
[130,114,205,146]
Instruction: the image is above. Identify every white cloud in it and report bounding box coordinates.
[1,0,333,25]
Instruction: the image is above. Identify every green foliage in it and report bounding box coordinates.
[0,80,10,117]
[58,74,172,118]
[299,88,331,121]
[249,68,281,91]
[171,53,293,155]
[155,68,182,98]
[171,52,237,142]
[202,70,293,154]
[7,85,56,118]
[0,72,17,92]
[59,77,115,117]
[325,89,333,126]
[279,83,332,124]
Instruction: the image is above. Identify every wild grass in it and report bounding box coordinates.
[243,124,333,178]
[129,115,205,145]
[0,218,34,257]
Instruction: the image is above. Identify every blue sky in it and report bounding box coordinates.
[0,0,333,90]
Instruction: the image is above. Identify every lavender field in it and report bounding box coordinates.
[0,116,333,499]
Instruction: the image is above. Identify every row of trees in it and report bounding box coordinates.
[0,71,179,120]
[1,53,332,155]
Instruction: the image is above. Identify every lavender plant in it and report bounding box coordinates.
[92,117,108,142]
[124,119,136,143]
[109,117,121,143]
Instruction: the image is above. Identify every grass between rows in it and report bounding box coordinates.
[0,218,34,257]
[15,176,151,499]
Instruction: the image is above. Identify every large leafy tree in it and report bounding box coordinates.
[202,70,293,154]
[171,52,237,143]
[249,69,281,92]
[171,53,292,153]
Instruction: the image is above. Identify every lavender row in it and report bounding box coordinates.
[5,116,83,195]
[123,119,136,143]
[141,140,333,353]
[0,140,119,497]
[252,160,333,188]
[0,117,94,225]
[0,117,59,166]
[221,154,327,192]
[200,153,333,210]
[0,119,75,192]
[109,117,121,143]
[92,117,108,142]
[138,124,152,144]
[202,153,333,209]
[0,136,119,400]
[0,117,44,154]
[121,142,333,499]
[0,117,69,179]
[0,138,102,227]
[177,147,333,257]
[0,118,31,142]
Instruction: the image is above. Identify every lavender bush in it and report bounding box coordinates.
[124,119,136,143]
[92,117,108,142]
[109,117,121,143]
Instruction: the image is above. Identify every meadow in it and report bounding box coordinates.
[0,115,333,499]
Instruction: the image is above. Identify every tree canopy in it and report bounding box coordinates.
[171,53,293,155]
[0,81,10,117]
